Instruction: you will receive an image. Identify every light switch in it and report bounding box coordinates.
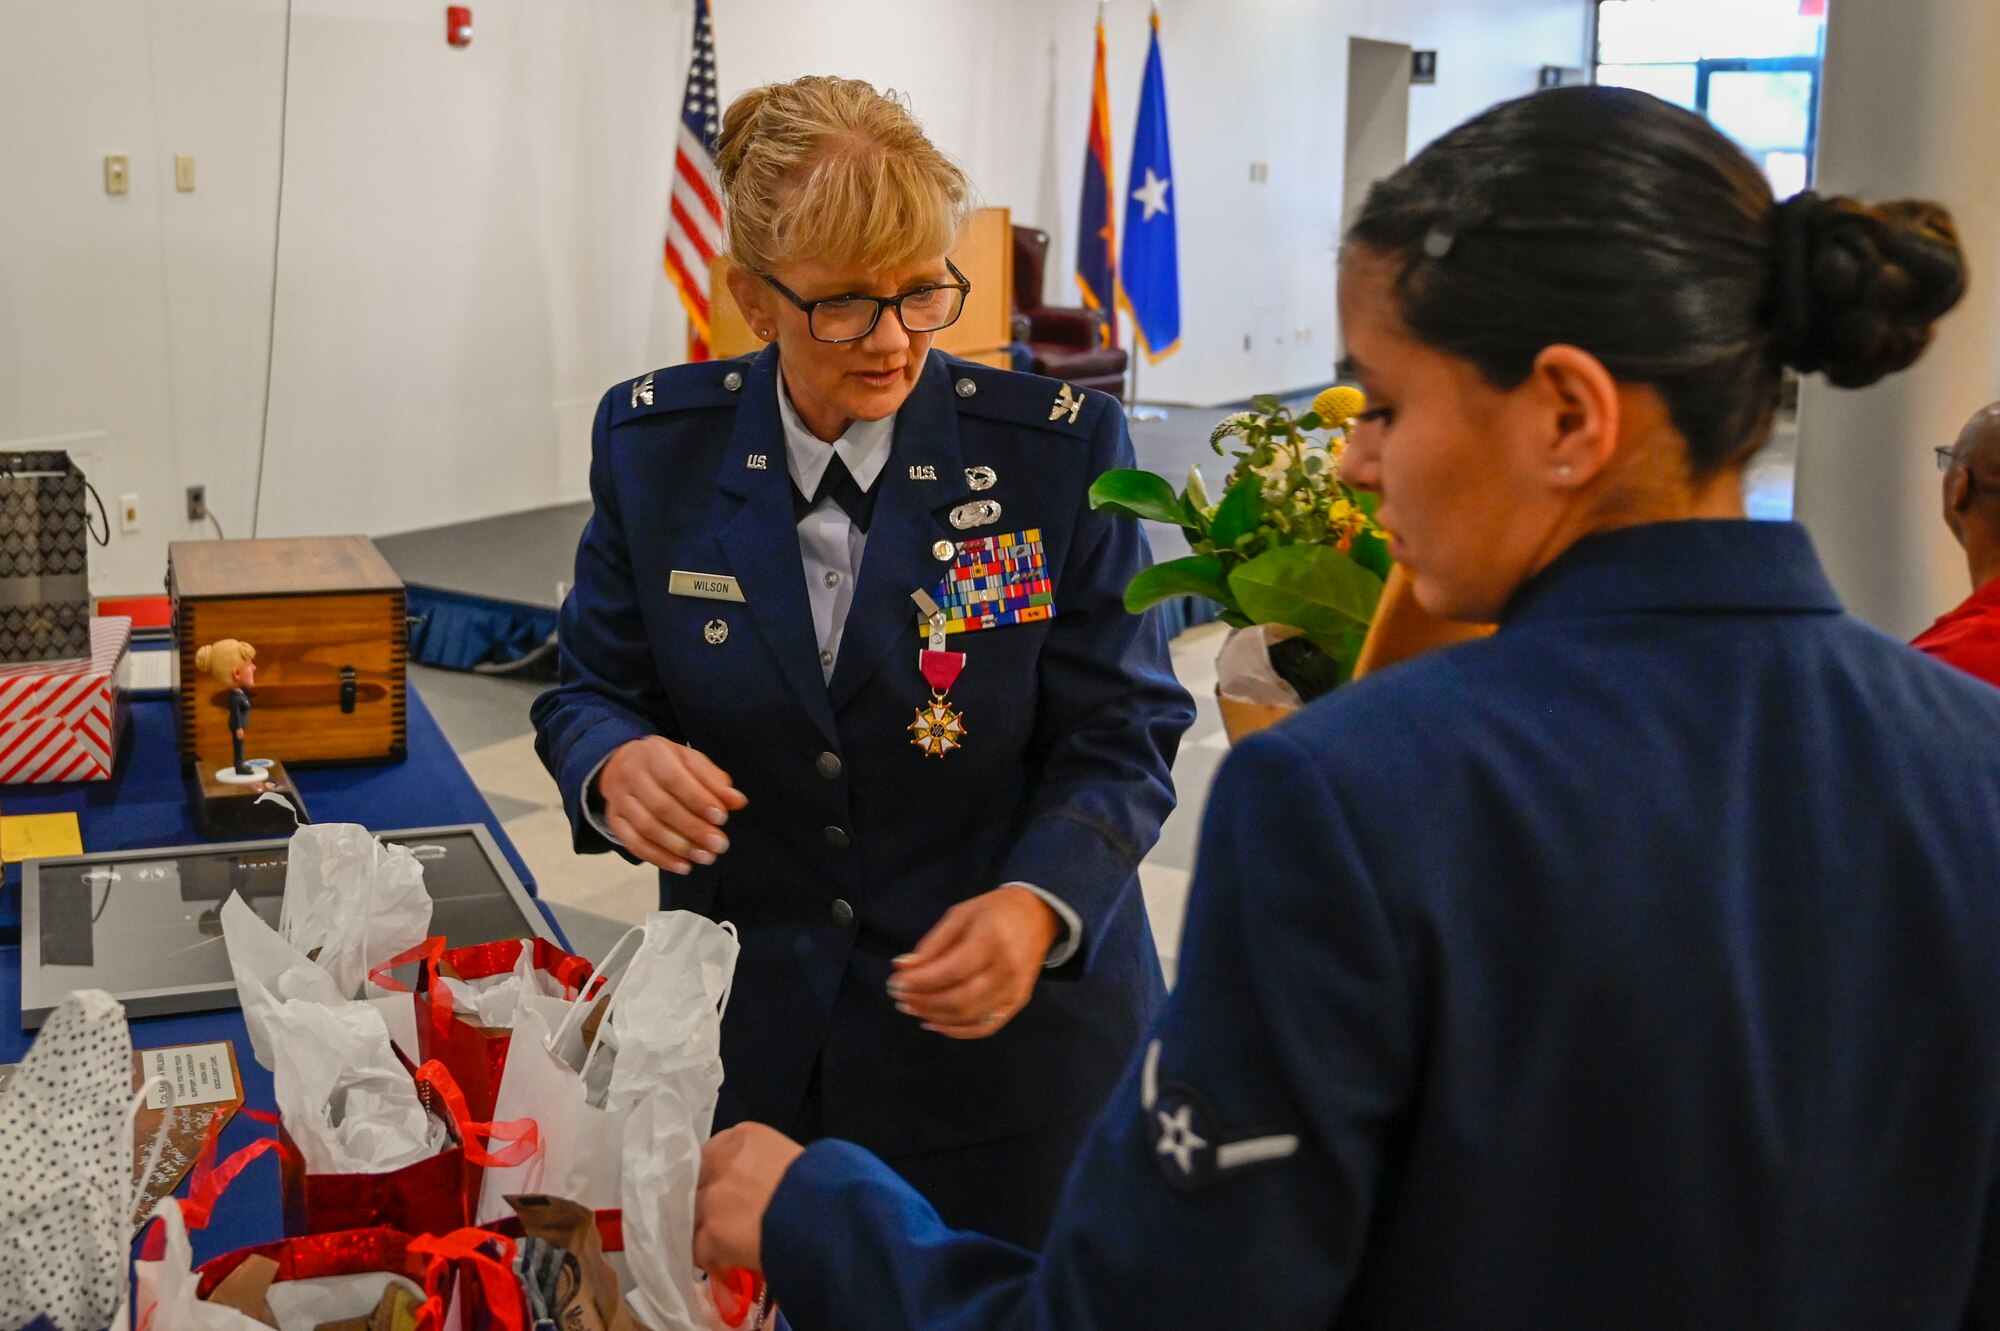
[174,155,195,192]
[104,155,130,195]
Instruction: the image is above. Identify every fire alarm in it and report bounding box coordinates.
[446,6,472,46]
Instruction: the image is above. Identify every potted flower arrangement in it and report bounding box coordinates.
[1088,387,1388,740]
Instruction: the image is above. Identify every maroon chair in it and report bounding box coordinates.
[1011,225,1128,396]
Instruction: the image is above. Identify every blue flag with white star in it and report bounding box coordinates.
[1119,6,1180,362]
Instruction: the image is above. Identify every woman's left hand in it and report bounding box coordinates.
[888,886,1059,1038]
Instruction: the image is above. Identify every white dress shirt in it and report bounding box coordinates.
[588,372,1081,967]
[776,376,895,683]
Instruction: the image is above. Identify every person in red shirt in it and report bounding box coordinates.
[1914,402,2000,685]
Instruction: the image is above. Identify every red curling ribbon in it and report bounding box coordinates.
[413,1059,541,1168]
[919,649,964,693]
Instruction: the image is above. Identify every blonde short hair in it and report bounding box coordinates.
[716,76,973,276]
[195,638,255,684]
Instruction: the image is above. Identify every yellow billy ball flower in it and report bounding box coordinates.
[1312,385,1366,428]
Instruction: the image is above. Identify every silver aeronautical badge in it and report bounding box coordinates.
[1050,383,1083,424]
[704,619,729,645]
[964,465,997,491]
[631,373,655,408]
[950,499,1003,530]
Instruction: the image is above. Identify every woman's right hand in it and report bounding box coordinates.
[597,737,748,874]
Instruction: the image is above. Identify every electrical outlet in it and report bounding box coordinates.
[104,155,129,195]
[119,493,141,533]
[186,484,206,522]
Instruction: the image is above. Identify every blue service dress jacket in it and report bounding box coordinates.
[760,519,2000,1329]
[532,347,1192,1160]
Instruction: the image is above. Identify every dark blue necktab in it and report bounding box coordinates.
[1501,520,1844,627]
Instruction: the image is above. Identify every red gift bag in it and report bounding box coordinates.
[184,1227,526,1331]
[177,1059,538,1239]
[374,938,597,1128]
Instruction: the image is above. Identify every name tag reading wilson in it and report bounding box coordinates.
[668,570,746,602]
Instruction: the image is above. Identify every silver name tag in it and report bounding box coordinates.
[668,570,747,602]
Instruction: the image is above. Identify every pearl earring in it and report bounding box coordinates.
[1558,464,1573,478]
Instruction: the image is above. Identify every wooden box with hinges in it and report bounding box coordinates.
[169,536,408,771]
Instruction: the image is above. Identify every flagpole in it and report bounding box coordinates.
[1123,0,1168,421]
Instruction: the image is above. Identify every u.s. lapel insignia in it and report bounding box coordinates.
[746,454,768,470]
[703,619,729,645]
[965,465,997,491]
[950,499,1002,530]
[909,464,937,481]
[1050,383,1083,424]
[631,373,655,408]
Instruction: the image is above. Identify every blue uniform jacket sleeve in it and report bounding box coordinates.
[763,725,1415,1328]
[529,389,681,855]
[997,398,1193,976]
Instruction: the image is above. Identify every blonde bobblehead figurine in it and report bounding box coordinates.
[195,638,260,780]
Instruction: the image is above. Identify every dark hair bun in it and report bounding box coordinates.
[1774,193,1967,388]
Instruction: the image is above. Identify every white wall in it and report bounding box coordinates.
[0,0,286,597]
[2,0,1590,593]
[1024,0,1593,407]
[1793,0,2000,636]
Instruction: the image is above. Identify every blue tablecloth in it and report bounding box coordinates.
[0,684,553,1265]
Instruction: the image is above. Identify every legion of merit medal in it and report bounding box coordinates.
[910,591,967,758]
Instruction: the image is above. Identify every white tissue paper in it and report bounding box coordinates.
[612,913,739,1331]
[131,1199,269,1331]
[267,999,449,1174]
[278,823,432,1002]
[221,891,449,1174]
[439,946,574,1030]
[1215,623,1308,708]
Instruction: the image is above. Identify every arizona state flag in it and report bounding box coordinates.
[1120,3,1180,361]
[1075,2,1117,346]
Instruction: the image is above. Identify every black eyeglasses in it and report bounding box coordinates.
[761,260,971,344]
[1938,445,1962,472]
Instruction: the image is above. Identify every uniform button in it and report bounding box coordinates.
[823,825,850,849]
[829,898,855,926]
[723,371,744,391]
[955,377,977,398]
[815,751,843,780]
[932,540,956,561]
[823,570,840,588]
[819,649,835,669]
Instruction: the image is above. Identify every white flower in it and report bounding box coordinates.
[1208,412,1258,449]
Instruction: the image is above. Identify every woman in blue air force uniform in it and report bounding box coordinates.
[693,88,2000,1328]
[530,76,1192,1251]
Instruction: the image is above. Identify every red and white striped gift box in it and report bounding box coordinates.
[0,616,131,784]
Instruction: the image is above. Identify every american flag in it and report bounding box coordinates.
[665,0,723,360]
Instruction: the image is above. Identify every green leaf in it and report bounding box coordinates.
[1296,412,1323,431]
[1228,544,1385,647]
[1089,469,1186,525]
[1250,394,1283,414]
[1209,475,1264,550]
[1123,555,1238,616]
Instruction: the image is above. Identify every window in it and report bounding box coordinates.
[1594,0,1827,195]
